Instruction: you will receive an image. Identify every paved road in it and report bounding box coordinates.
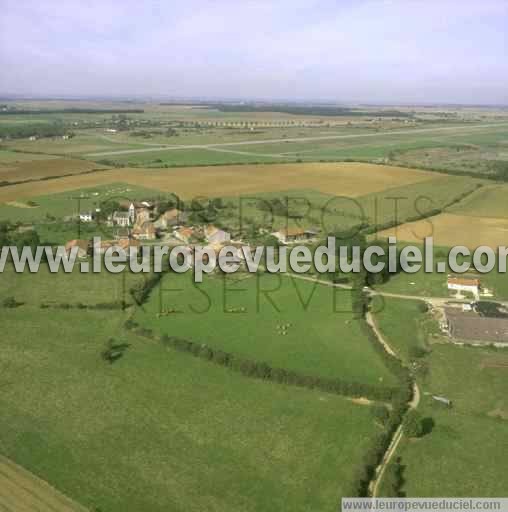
[86,122,508,157]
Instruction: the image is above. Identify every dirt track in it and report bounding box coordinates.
[365,313,420,497]
[0,456,88,512]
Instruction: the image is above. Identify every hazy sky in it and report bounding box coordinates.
[1,0,507,104]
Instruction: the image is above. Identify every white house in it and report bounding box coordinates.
[447,277,480,300]
[79,211,94,222]
[112,211,131,227]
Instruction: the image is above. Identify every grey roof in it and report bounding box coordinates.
[445,307,508,344]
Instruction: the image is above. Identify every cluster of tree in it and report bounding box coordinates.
[2,296,23,308]
[40,301,127,310]
[129,273,163,305]
[0,108,144,115]
[325,231,399,288]
[95,199,120,221]
[342,284,416,496]
[0,121,66,139]
[129,130,154,138]
[123,320,400,401]
[188,197,225,224]
[101,338,130,364]
[487,160,508,181]
[208,103,413,118]
[403,410,425,438]
[382,458,405,497]
[0,222,40,252]
[348,387,411,496]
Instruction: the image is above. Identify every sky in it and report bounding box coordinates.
[1,0,507,104]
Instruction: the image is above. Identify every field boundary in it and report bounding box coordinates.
[0,455,89,511]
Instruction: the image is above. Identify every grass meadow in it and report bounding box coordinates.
[134,272,397,386]
[0,306,380,512]
[375,299,508,497]
[374,242,508,300]
[0,262,147,307]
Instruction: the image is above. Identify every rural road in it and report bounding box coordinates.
[86,122,508,157]
[365,312,421,497]
[280,271,423,496]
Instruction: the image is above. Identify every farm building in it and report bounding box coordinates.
[134,207,152,225]
[205,225,231,244]
[272,227,318,244]
[173,227,196,244]
[132,221,156,241]
[444,306,508,345]
[154,209,187,230]
[65,239,89,259]
[112,211,131,227]
[79,211,94,222]
[447,277,480,300]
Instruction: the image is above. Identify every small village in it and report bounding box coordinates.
[65,198,321,262]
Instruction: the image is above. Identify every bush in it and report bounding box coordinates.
[2,296,21,308]
[416,302,428,313]
[382,459,404,497]
[371,405,390,425]
[403,410,424,438]
[408,345,427,359]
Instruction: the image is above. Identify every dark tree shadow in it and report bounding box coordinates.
[421,416,435,436]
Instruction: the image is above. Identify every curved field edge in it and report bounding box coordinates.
[132,272,399,391]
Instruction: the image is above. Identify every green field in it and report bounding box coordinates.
[375,299,508,497]
[102,147,284,167]
[372,298,438,363]
[2,101,508,503]
[2,102,508,175]
[0,307,380,512]
[134,272,397,387]
[0,182,168,223]
[0,262,146,307]
[385,342,508,496]
[375,244,508,301]
[80,123,508,171]
[446,183,508,218]
[217,175,484,234]
[0,149,60,162]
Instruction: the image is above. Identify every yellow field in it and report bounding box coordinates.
[0,162,441,203]
[0,456,88,512]
[446,184,508,218]
[0,157,107,183]
[378,212,508,248]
